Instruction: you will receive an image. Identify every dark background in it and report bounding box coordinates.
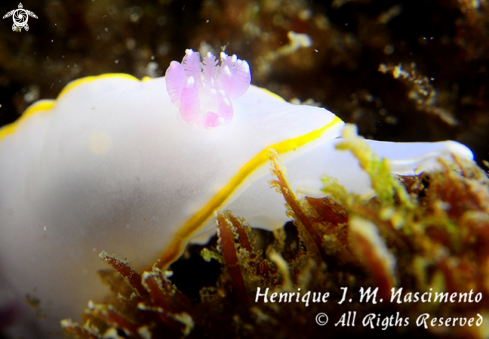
[0,0,488,160]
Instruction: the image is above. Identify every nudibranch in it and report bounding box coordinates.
[0,49,473,337]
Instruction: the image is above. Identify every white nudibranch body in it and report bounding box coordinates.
[0,49,474,338]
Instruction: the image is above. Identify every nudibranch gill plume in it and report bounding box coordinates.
[0,49,474,338]
[166,49,251,128]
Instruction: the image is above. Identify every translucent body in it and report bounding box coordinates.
[0,53,473,337]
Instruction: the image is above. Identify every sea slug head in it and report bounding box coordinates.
[165,49,251,129]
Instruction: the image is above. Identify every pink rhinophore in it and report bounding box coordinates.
[165,49,251,129]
